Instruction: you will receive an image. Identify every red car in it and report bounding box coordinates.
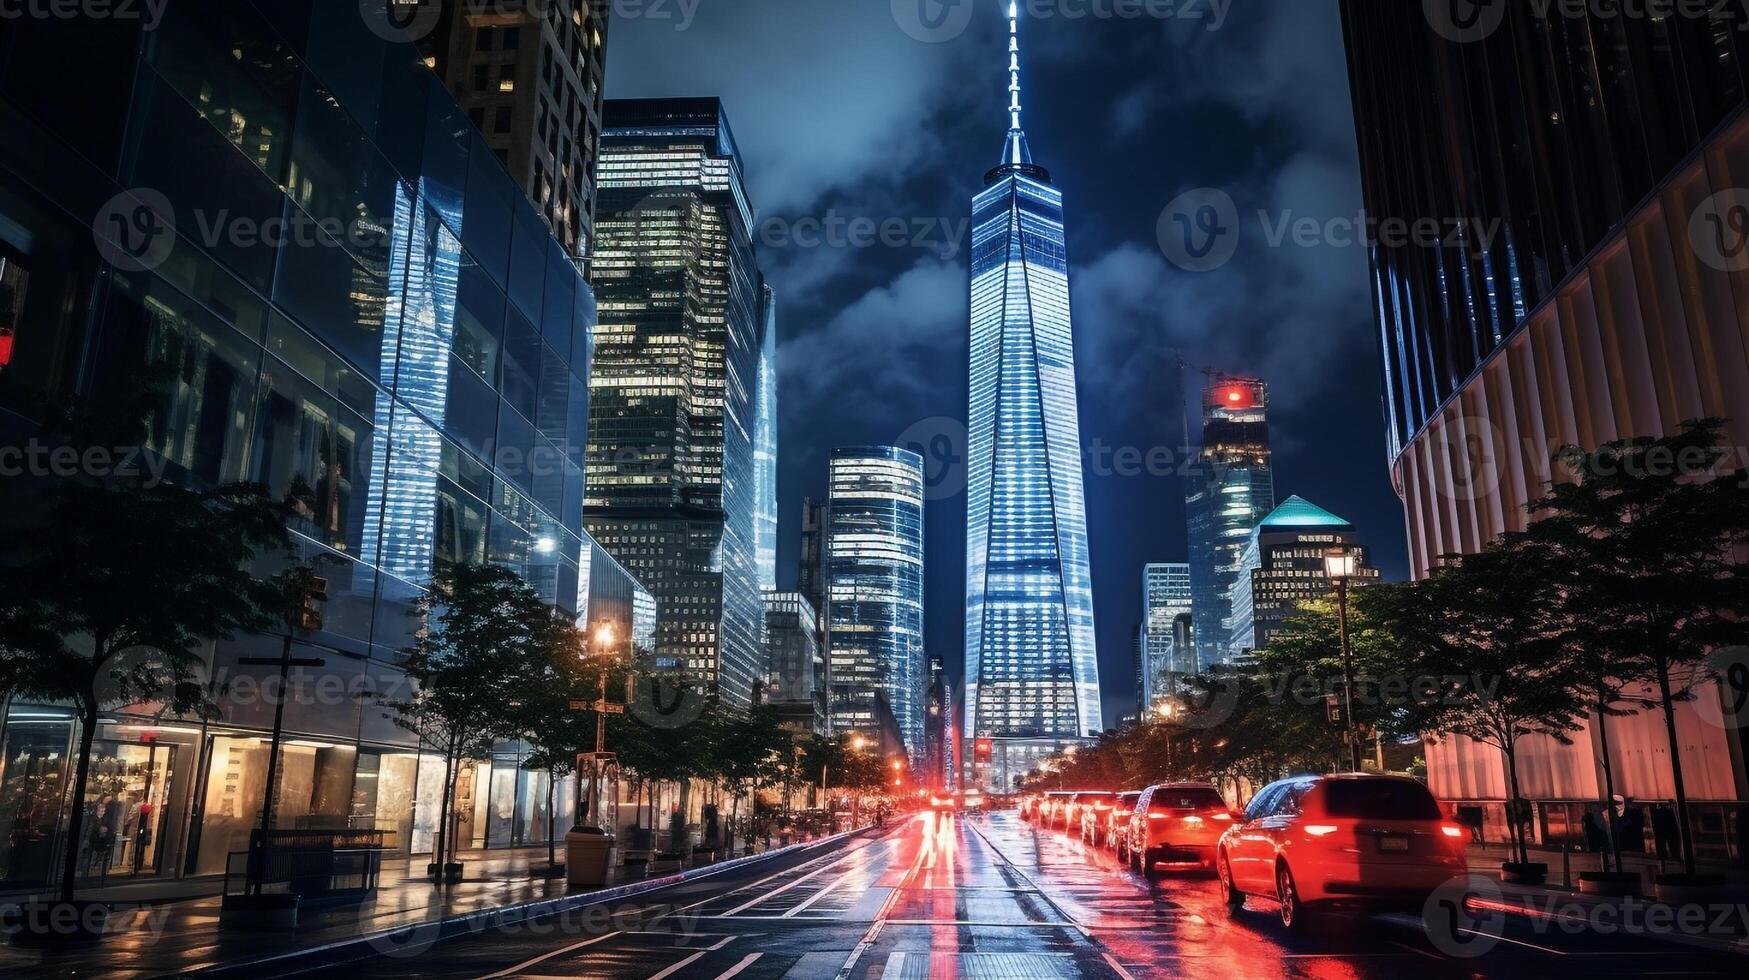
[1120,782,1234,878]
[1061,790,1113,832]
[1216,774,1468,930]
[1098,791,1142,849]
[1037,791,1074,827]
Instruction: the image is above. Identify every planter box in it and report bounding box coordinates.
[1577,871,1641,897]
[1500,862,1548,885]
[1652,873,1726,905]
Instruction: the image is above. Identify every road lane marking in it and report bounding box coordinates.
[833,817,929,980]
[711,952,763,979]
[667,835,886,916]
[720,843,875,915]
[645,934,738,980]
[1100,951,1139,980]
[474,930,621,979]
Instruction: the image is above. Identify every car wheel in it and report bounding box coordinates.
[1218,854,1244,913]
[1276,861,1304,931]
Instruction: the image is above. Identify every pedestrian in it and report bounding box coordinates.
[1610,795,1646,853]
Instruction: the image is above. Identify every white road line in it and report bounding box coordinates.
[474,930,621,979]
[1100,951,1139,980]
[721,840,881,915]
[832,818,929,980]
[644,935,738,980]
[711,952,764,979]
[669,836,880,916]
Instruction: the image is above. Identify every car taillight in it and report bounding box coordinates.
[1093,804,1110,811]
[1147,813,1168,821]
[1305,824,1340,837]
[1440,823,1465,838]
[1210,812,1232,821]
[1181,814,1204,825]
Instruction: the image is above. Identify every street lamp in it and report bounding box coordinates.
[1324,545,1364,772]
[578,621,618,831]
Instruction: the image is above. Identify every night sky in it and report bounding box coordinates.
[608,0,1407,725]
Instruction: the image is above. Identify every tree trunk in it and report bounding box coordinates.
[546,770,557,869]
[1503,738,1528,866]
[432,752,455,880]
[58,701,100,903]
[1595,689,1622,874]
[1653,658,1697,874]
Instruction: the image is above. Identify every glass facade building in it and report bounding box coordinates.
[1139,562,1192,711]
[584,98,769,706]
[762,591,824,736]
[0,0,650,892]
[964,9,1101,790]
[1184,375,1274,672]
[753,284,780,593]
[1342,1,1749,834]
[827,448,926,762]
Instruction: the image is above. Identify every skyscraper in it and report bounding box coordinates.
[1340,1,1749,833]
[964,7,1101,790]
[753,285,780,593]
[1226,496,1379,659]
[585,98,768,706]
[763,591,824,736]
[419,0,609,262]
[827,448,926,763]
[1139,562,1192,711]
[1184,375,1273,672]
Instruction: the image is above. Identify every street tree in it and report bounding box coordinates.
[384,563,544,878]
[1414,535,1588,870]
[0,376,292,906]
[1529,419,1749,877]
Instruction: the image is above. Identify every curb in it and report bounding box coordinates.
[180,826,876,978]
[1470,895,1749,958]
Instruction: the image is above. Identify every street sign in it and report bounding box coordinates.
[1325,694,1342,725]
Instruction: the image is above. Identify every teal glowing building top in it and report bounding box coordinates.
[964,5,1101,774]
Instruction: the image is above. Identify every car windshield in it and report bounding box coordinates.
[1073,792,1113,803]
[1150,787,1225,811]
[1321,780,1442,820]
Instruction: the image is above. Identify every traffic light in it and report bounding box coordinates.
[974,738,993,762]
[296,575,328,632]
[1325,693,1342,726]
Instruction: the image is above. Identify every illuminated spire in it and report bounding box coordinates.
[1002,1,1033,167]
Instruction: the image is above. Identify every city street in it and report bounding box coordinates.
[281,811,1745,979]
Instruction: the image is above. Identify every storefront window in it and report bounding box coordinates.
[193,736,267,876]
[0,715,72,884]
[76,739,178,881]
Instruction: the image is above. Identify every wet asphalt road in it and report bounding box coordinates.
[302,811,1746,979]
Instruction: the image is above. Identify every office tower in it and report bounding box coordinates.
[1226,497,1380,659]
[585,98,768,706]
[797,498,829,618]
[753,285,779,593]
[420,0,608,262]
[1341,1,1749,830]
[827,448,926,763]
[1139,562,1192,710]
[925,660,956,791]
[762,592,825,736]
[1184,375,1273,672]
[0,1,651,893]
[963,7,1101,790]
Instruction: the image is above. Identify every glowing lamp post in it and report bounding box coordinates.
[1324,546,1363,772]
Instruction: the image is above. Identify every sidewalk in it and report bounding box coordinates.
[0,832,860,979]
[1462,842,1749,957]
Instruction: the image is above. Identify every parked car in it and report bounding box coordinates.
[1215,774,1469,930]
[1098,791,1142,850]
[1062,790,1114,833]
[1078,791,1124,843]
[1039,791,1075,829]
[1121,782,1234,879]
